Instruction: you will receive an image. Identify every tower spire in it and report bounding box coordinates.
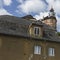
[42,6,57,31]
[49,6,55,17]
[50,6,54,12]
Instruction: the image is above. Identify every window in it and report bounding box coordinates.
[34,45,41,55]
[48,48,55,56]
[34,27,39,35]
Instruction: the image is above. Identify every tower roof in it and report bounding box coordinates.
[50,7,54,12]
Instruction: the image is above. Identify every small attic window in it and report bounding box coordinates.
[34,27,39,35]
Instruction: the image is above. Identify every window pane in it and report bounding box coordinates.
[52,48,55,56]
[34,46,41,54]
[34,46,38,54]
[34,28,36,34]
[37,28,39,35]
[48,48,55,56]
[34,27,39,35]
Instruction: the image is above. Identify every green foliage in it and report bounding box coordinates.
[57,32,60,36]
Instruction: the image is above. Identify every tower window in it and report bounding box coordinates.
[34,27,39,35]
[34,45,41,55]
[48,48,55,56]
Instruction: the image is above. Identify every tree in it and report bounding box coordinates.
[57,32,60,36]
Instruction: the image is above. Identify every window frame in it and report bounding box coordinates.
[34,27,40,35]
[48,48,55,56]
[34,45,41,55]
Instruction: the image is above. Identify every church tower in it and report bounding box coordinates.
[42,7,57,31]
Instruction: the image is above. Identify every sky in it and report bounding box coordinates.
[0,0,60,32]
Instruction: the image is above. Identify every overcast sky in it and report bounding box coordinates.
[0,0,60,32]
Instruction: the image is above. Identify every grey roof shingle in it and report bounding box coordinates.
[0,15,60,42]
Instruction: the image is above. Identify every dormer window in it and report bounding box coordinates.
[29,24,43,37]
[34,27,39,35]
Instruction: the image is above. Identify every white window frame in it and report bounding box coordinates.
[48,48,55,56]
[34,27,40,35]
[34,45,41,55]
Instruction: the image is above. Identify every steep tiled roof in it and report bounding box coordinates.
[0,15,60,42]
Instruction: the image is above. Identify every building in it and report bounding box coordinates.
[0,8,60,60]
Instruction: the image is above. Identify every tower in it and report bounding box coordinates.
[49,7,55,17]
[42,7,57,31]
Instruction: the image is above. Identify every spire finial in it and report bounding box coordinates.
[50,6,54,12]
[49,5,55,17]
